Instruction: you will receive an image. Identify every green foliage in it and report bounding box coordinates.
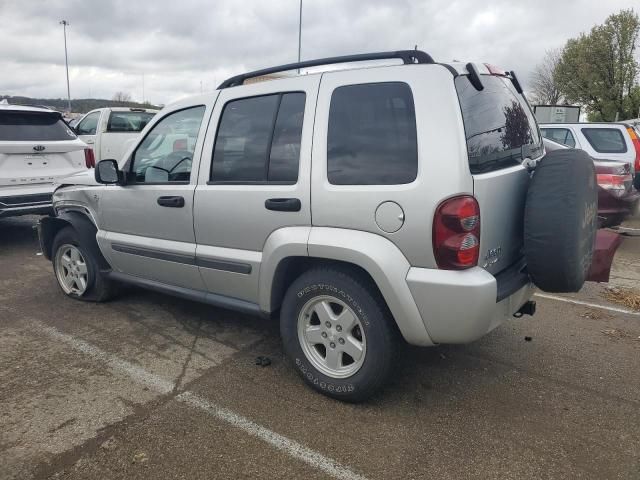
[555,9,639,121]
[0,95,159,114]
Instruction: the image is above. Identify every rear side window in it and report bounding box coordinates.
[540,128,576,148]
[107,111,155,132]
[455,75,543,174]
[211,92,305,183]
[0,112,76,141]
[327,82,418,185]
[581,128,627,154]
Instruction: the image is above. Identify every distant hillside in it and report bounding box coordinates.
[0,95,161,114]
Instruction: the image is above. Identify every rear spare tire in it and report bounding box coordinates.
[524,149,597,293]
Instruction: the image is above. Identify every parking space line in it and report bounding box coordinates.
[39,323,368,480]
[535,293,640,316]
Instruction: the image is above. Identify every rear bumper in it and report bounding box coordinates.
[0,192,53,218]
[406,263,535,344]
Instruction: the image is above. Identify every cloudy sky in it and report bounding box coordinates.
[0,0,637,105]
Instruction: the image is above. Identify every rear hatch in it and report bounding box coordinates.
[0,110,86,186]
[455,70,544,275]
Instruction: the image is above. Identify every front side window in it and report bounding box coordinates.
[327,82,418,185]
[455,75,543,173]
[107,111,155,132]
[211,92,306,183]
[0,111,76,141]
[540,128,576,148]
[131,106,206,183]
[76,111,101,135]
[581,128,627,154]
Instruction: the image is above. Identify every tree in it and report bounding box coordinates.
[112,91,132,103]
[555,9,639,121]
[529,49,563,105]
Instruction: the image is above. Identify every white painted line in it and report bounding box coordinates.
[39,324,368,480]
[179,392,368,480]
[534,293,640,316]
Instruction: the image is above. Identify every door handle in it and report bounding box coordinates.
[157,195,185,208]
[85,139,95,144]
[265,198,301,212]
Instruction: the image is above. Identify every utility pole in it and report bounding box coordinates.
[60,20,72,112]
[297,0,302,73]
[142,73,145,104]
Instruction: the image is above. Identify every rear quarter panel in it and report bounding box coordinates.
[311,64,472,268]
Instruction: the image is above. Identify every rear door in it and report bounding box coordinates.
[0,110,86,187]
[194,76,318,303]
[578,126,635,168]
[101,110,156,161]
[455,73,544,275]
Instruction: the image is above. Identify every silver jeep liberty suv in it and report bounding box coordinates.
[39,51,597,402]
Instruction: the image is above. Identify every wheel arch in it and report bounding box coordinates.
[260,227,434,346]
[40,211,111,270]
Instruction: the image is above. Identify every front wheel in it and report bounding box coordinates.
[52,226,115,302]
[280,267,396,402]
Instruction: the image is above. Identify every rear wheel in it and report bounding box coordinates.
[280,267,396,402]
[52,226,115,302]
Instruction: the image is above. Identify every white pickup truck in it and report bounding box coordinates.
[73,107,158,164]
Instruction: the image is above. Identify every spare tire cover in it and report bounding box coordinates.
[524,149,597,292]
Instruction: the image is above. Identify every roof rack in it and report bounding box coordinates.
[218,50,435,89]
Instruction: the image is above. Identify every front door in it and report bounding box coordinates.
[98,103,211,290]
[193,76,319,304]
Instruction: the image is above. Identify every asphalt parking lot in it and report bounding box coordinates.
[1,215,639,480]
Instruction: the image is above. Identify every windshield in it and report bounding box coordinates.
[455,75,543,174]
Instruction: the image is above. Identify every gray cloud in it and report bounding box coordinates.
[0,0,637,105]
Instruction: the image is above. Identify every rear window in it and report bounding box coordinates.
[455,75,543,174]
[581,128,627,154]
[0,111,76,141]
[107,111,155,132]
[327,82,418,185]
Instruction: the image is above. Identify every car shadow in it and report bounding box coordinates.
[0,215,42,251]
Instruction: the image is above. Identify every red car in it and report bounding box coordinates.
[543,138,639,227]
[594,159,640,227]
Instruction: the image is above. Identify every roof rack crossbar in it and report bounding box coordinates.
[218,50,435,89]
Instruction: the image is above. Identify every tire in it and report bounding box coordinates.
[280,266,396,402]
[524,149,598,292]
[51,226,115,302]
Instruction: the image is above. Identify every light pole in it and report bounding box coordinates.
[297,0,302,72]
[60,20,71,112]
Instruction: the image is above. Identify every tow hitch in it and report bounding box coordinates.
[514,300,536,318]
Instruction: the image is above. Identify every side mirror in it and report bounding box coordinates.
[95,159,123,185]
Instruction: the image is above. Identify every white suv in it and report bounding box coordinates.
[0,104,90,218]
[540,122,640,182]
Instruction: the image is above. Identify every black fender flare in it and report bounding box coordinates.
[38,211,111,270]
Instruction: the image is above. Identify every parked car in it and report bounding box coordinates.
[0,104,91,218]
[539,122,640,188]
[73,107,158,164]
[38,52,599,401]
[543,137,639,227]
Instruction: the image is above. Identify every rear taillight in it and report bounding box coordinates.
[433,195,480,270]
[626,127,640,174]
[597,173,632,197]
[84,148,95,168]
